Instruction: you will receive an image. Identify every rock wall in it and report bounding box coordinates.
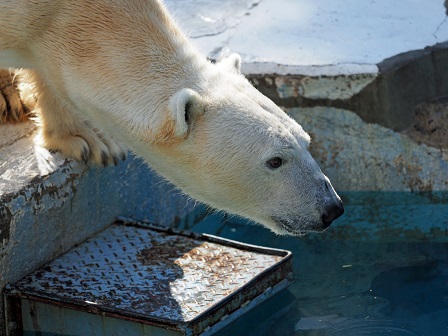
[288,107,448,192]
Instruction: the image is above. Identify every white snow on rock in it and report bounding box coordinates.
[166,0,448,75]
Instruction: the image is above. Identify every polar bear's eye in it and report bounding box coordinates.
[267,157,283,169]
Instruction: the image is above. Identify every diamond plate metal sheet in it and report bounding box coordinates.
[5,217,293,335]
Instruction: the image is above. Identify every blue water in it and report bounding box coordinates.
[190,192,448,336]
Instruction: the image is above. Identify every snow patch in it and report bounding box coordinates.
[166,0,448,74]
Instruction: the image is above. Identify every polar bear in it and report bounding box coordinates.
[0,0,343,235]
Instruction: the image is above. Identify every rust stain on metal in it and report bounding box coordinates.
[5,217,293,335]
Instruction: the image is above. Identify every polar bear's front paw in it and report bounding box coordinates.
[38,124,127,166]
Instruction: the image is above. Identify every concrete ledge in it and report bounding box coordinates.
[248,42,448,132]
[0,124,203,335]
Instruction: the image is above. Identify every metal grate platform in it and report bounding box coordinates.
[4,217,293,336]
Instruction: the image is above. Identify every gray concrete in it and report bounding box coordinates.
[167,0,448,72]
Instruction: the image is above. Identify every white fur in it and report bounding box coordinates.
[219,53,242,74]
[0,0,343,235]
[169,88,203,137]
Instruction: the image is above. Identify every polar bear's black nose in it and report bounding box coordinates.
[322,200,344,228]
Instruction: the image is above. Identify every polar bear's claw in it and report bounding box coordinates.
[81,146,89,164]
[38,123,126,167]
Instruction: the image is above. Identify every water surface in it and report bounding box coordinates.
[191,192,448,336]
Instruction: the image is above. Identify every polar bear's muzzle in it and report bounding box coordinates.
[312,179,344,232]
[270,180,344,236]
[320,180,345,229]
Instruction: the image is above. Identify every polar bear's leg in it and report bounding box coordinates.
[0,69,32,123]
[32,72,126,166]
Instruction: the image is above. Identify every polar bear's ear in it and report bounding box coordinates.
[169,88,204,137]
[220,53,241,74]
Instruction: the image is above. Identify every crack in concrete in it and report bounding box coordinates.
[433,1,448,42]
[198,1,263,61]
[433,16,447,42]
[191,0,263,42]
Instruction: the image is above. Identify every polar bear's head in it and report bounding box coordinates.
[148,54,343,236]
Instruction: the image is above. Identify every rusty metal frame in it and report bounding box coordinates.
[4,217,293,335]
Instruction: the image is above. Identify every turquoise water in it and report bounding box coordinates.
[191,192,448,336]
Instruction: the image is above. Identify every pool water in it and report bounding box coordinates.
[190,192,448,336]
